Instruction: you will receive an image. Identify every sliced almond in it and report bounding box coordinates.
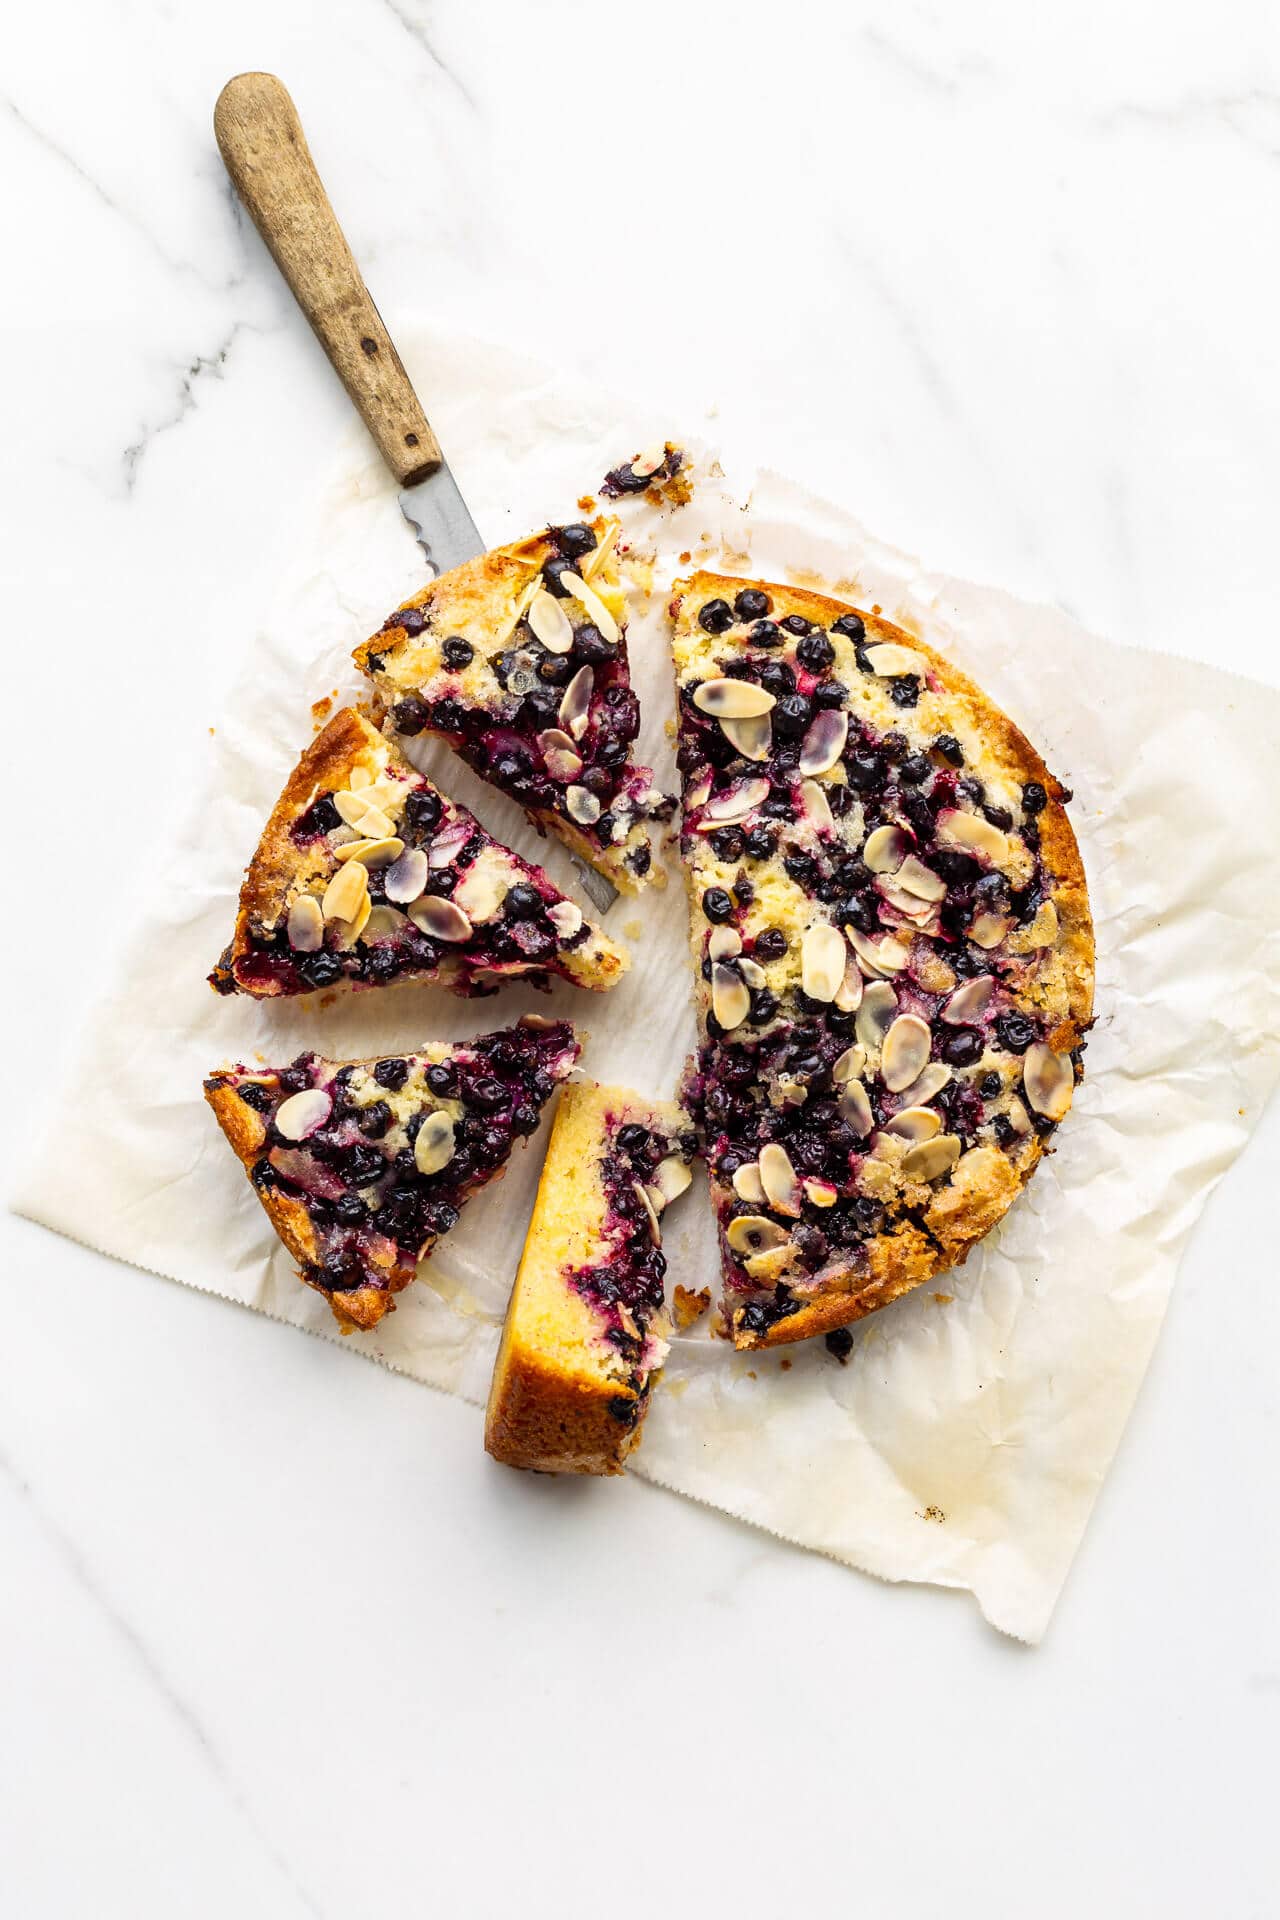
[896,854,947,902]
[720,712,772,761]
[1024,1043,1074,1121]
[1005,1095,1033,1137]
[881,1013,933,1092]
[561,570,620,645]
[863,824,908,875]
[565,785,602,826]
[692,678,776,719]
[384,846,429,905]
[772,1076,808,1108]
[902,1134,961,1181]
[685,772,712,812]
[363,905,407,942]
[711,963,750,1031]
[632,1181,663,1246]
[547,899,582,939]
[899,1062,952,1105]
[538,730,584,782]
[855,979,898,1052]
[800,779,834,833]
[838,1079,875,1137]
[331,894,372,950]
[347,766,373,792]
[414,1110,456,1176]
[726,1215,792,1256]
[528,588,575,653]
[558,665,595,741]
[862,641,927,678]
[650,1155,693,1206]
[798,709,848,776]
[834,961,864,1013]
[335,835,405,869]
[943,975,995,1024]
[732,1161,766,1203]
[697,777,771,826]
[759,1142,802,1217]
[878,880,940,924]
[832,1043,867,1084]
[322,859,370,925]
[453,864,508,925]
[427,820,472,869]
[408,895,473,943]
[708,926,742,961]
[334,791,396,840]
[970,911,1011,949]
[883,1106,943,1143]
[804,1178,839,1208]
[630,440,667,478]
[738,957,767,988]
[275,1088,332,1142]
[936,808,1010,865]
[582,521,618,581]
[847,928,910,976]
[286,894,324,953]
[801,923,846,1002]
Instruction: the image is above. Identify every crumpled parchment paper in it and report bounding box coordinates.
[14,330,1280,1642]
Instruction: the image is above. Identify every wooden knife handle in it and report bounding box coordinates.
[214,71,441,486]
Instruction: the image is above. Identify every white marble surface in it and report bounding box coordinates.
[2,2,1278,1914]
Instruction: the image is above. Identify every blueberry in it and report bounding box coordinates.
[537,652,573,686]
[995,1012,1037,1054]
[784,851,817,886]
[983,803,1014,830]
[698,598,734,634]
[1022,780,1048,816]
[617,1123,652,1156]
[391,694,430,736]
[702,886,734,923]
[814,681,848,709]
[709,826,745,861]
[841,891,878,934]
[825,1327,854,1362]
[236,1083,272,1112]
[334,1193,366,1225]
[291,793,342,840]
[403,788,442,835]
[980,1072,1003,1098]
[796,631,835,671]
[933,850,980,885]
[745,825,777,860]
[890,678,920,709]
[781,613,812,636]
[423,1200,460,1235]
[374,1058,409,1091]
[363,947,399,984]
[346,1144,386,1186]
[432,698,468,734]
[463,1076,508,1113]
[759,661,796,698]
[573,623,616,664]
[773,694,812,737]
[502,883,541,922]
[793,1224,829,1269]
[357,1100,393,1139]
[581,767,614,801]
[250,1157,278,1192]
[749,988,779,1024]
[897,753,930,786]
[934,734,964,766]
[749,619,782,647]
[942,1028,984,1067]
[993,1114,1016,1148]
[541,557,576,598]
[552,523,597,560]
[845,750,885,791]
[277,1063,312,1096]
[426,1063,458,1097]
[735,588,771,621]
[441,636,474,669]
[511,1103,541,1136]
[738,1302,769,1334]
[831,612,866,641]
[629,843,652,876]
[381,605,426,637]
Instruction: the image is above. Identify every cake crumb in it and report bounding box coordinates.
[312,692,336,728]
[778,1357,792,1371]
[679,551,692,565]
[921,1505,946,1523]
[577,494,597,513]
[933,1292,953,1305]
[672,1285,711,1330]
[623,917,644,941]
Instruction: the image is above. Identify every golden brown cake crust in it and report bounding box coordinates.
[669,572,1095,1350]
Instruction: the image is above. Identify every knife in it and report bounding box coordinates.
[213,71,619,913]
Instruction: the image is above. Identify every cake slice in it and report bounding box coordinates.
[210,708,627,999]
[205,1018,579,1332]
[670,572,1094,1350]
[485,1082,697,1474]
[354,516,675,895]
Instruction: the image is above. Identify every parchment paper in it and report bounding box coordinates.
[14,330,1280,1642]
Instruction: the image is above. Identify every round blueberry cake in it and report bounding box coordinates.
[210,708,627,1000]
[485,1081,697,1473]
[670,572,1094,1350]
[205,1018,579,1332]
[354,516,675,896]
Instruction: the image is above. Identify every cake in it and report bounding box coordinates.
[205,1018,579,1331]
[353,517,675,895]
[669,572,1094,1350]
[484,1081,697,1473]
[209,707,627,999]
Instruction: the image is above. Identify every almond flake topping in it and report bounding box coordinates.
[650,1155,693,1206]
[738,957,767,988]
[804,1178,838,1208]
[275,1088,332,1142]
[711,963,750,1031]
[863,824,908,875]
[363,906,407,942]
[1023,1043,1074,1121]
[883,1106,943,1143]
[698,778,771,826]
[726,1215,792,1256]
[1006,1095,1033,1136]
[838,1079,875,1137]
[862,642,927,678]
[546,899,582,939]
[560,570,620,644]
[287,895,324,952]
[832,1043,867,1084]
[855,979,898,1052]
[332,895,372,950]
[798,709,848,776]
[936,808,1010,865]
[453,864,508,925]
[759,1142,802,1217]
[847,928,910,976]
[881,1013,933,1092]
[427,820,472,869]
[943,975,995,1024]
[528,589,575,653]
[632,1181,663,1246]
[348,766,373,791]
[630,440,667,478]
[693,678,776,720]
[334,836,405,868]
[558,666,595,741]
[801,779,835,833]
[732,1161,766,1203]
[322,859,369,925]
[565,785,602,826]
[384,846,429,905]
[537,728,584,782]
[708,926,742,961]
[414,1111,456,1176]
[408,896,473,942]
[902,1134,961,1181]
[834,961,864,1013]
[801,923,846,1003]
[896,854,947,902]
[720,712,772,761]
[334,791,396,840]
[970,911,1011,950]
[899,1062,952,1105]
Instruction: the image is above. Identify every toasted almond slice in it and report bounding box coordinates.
[896,854,947,902]
[630,440,667,478]
[650,1155,694,1206]
[834,960,864,1013]
[936,808,1010,865]
[804,1178,839,1208]
[287,894,324,953]
[832,1043,867,1084]
[801,923,846,1003]
[838,1079,875,1137]
[384,846,429,905]
[1024,1043,1073,1121]
[863,641,927,677]
[322,859,370,925]
[408,895,473,942]
[453,864,507,925]
[274,1087,332,1141]
[632,1180,663,1246]
[547,899,583,939]
[720,712,772,761]
[685,772,712,811]
[363,905,407,942]
[335,835,405,869]
[855,979,898,1052]
[943,975,995,1024]
[881,1013,933,1093]
[414,1110,456,1176]
[726,1215,792,1256]
[565,785,602,826]
[799,709,848,776]
[800,779,834,833]
[847,928,910,976]
[773,1076,808,1108]
[528,588,575,653]
[899,1062,952,1105]
[697,777,771,826]
[331,893,373,950]
[709,926,742,961]
[558,665,595,741]
[348,765,373,791]
[902,1134,961,1181]
[711,963,750,1031]
[738,957,767,988]
[333,790,395,840]
[427,820,472,869]
[863,824,908,875]
[882,1106,943,1142]
[759,1142,802,1217]
[732,1161,766,1204]
[970,911,1011,949]
[560,570,620,645]
[878,880,939,923]
[692,677,776,719]
[1005,1095,1033,1137]
[582,521,618,581]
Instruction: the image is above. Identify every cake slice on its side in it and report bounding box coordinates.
[485,1082,697,1474]
[205,1018,579,1332]
[209,707,627,1000]
[669,571,1094,1350]
[354,516,675,896]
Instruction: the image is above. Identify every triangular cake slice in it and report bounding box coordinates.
[354,516,675,895]
[485,1081,697,1473]
[205,1017,579,1332]
[670,573,1094,1350]
[210,708,627,999]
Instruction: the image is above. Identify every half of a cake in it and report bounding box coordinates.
[210,708,627,999]
[669,572,1094,1349]
[205,1018,579,1331]
[354,516,675,895]
[485,1082,697,1474]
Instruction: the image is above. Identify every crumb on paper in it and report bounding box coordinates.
[312,691,337,729]
[921,1506,946,1524]
[679,550,692,565]
[623,917,644,941]
[600,442,691,507]
[578,494,597,514]
[779,1357,792,1372]
[934,1292,954,1305]
[208,726,216,735]
[672,1285,711,1331]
